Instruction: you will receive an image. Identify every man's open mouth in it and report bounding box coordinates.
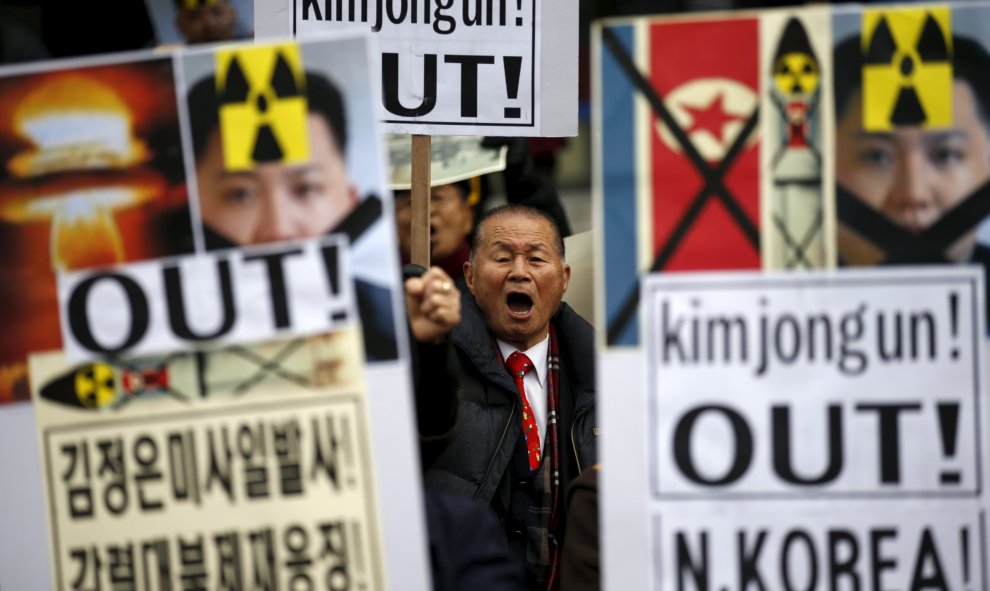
[506,292,533,317]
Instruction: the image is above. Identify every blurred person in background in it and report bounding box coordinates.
[174,0,239,44]
[392,136,572,288]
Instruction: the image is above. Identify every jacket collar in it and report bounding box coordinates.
[451,293,519,394]
[452,294,593,397]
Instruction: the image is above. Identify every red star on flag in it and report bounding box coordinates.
[683,93,743,144]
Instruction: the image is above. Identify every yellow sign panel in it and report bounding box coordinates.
[861,7,952,131]
[773,52,820,98]
[215,43,310,172]
[74,363,116,409]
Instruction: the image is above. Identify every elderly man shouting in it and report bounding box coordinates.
[424,204,597,591]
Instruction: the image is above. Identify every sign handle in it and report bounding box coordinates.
[410,134,432,268]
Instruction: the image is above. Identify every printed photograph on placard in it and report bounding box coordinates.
[0,55,193,404]
[832,4,990,331]
[182,35,401,361]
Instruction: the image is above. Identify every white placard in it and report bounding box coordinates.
[620,267,988,589]
[58,236,353,362]
[31,324,384,590]
[0,32,430,591]
[255,0,577,136]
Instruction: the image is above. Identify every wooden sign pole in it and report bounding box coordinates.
[410,134,432,268]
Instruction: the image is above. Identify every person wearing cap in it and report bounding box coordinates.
[174,0,239,45]
[394,177,477,286]
[391,135,573,289]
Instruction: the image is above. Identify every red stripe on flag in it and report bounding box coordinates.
[649,18,761,270]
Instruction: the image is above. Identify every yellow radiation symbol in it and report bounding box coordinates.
[773,52,820,98]
[861,7,952,132]
[215,43,310,172]
[74,363,117,409]
[184,0,219,8]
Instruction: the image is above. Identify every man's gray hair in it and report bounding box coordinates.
[469,204,566,264]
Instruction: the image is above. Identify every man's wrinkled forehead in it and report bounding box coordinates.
[478,213,562,255]
[486,238,554,254]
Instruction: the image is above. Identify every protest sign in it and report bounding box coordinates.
[595,4,990,588]
[595,3,990,349]
[387,134,506,190]
[31,325,385,589]
[603,267,988,590]
[0,33,404,389]
[254,0,577,136]
[0,32,432,591]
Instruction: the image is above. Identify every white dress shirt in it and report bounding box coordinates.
[498,333,550,445]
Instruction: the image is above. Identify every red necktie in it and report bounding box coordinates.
[506,351,541,470]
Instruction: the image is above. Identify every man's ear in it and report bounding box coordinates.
[348,184,359,207]
[561,263,571,294]
[464,260,476,295]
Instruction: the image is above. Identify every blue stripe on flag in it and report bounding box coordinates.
[602,24,640,347]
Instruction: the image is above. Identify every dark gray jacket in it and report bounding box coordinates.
[424,293,598,522]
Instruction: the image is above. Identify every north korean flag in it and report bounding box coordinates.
[598,17,761,346]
